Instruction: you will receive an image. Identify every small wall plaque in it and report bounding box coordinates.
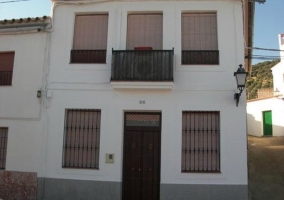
[106,153,114,163]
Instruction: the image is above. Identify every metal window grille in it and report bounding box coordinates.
[63,109,101,169]
[125,113,161,127]
[182,111,220,172]
[0,52,14,85]
[181,50,219,65]
[70,50,106,63]
[0,71,13,85]
[0,127,8,170]
[182,13,219,64]
[111,49,174,81]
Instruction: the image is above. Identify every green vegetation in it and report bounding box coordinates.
[246,60,280,100]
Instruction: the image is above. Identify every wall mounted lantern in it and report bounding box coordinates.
[274,88,280,97]
[234,64,248,107]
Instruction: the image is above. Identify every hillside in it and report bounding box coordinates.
[246,60,280,100]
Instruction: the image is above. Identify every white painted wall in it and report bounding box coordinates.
[49,1,244,90]
[272,62,284,94]
[44,0,247,186]
[271,34,284,96]
[44,89,247,185]
[247,98,284,137]
[279,34,284,63]
[0,32,48,173]
[0,33,47,119]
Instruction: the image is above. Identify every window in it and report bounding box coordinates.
[182,13,219,65]
[182,111,220,172]
[71,14,108,63]
[0,52,15,85]
[0,127,8,170]
[63,109,101,169]
[127,14,163,50]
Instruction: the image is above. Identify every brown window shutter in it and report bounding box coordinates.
[127,14,163,50]
[182,13,218,50]
[73,14,108,50]
[0,52,15,71]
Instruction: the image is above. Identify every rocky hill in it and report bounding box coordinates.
[246,60,280,100]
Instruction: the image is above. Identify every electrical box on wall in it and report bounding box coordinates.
[105,153,114,163]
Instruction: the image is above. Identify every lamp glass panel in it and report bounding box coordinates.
[236,73,247,86]
[274,88,280,96]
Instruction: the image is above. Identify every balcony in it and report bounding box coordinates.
[0,71,12,85]
[70,50,106,64]
[182,50,219,65]
[111,49,174,89]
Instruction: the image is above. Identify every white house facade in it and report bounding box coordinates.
[40,0,251,199]
[247,34,284,137]
[0,0,254,199]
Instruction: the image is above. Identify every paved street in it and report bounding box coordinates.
[248,136,284,200]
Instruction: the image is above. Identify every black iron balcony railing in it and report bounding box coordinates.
[111,49,174,81]
[70,50,106,64]
[182,50,219,65]
[0,71,13,85]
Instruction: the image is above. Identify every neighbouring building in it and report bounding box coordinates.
[0,17,51,199]
[247,34,284,137]
[0,0,254,199]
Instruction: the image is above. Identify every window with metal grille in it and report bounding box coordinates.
[63,109,101,169]
[127,14,163,50]
[71,14,108,63]
[182,13,219,65]
[0,52,14,85]
[182,111,220,172]
[0,127,8,170]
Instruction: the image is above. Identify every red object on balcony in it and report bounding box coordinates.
[134,47,153,50]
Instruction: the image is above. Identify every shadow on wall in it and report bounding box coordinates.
[247,113,262,137]
[247,113,284,137]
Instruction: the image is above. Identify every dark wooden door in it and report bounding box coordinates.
[123,113,161,200]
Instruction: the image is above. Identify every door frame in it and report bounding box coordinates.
[122,112,162,200]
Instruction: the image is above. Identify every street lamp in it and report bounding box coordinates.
[234,64,248,107]
[274,88,280,97]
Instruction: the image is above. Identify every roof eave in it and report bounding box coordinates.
[245,0,255,74]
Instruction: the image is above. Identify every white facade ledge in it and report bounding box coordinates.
[110,81,174,90]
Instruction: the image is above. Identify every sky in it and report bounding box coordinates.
[0,0,283,65]
[0,0,51,19]
[253,1,284,64]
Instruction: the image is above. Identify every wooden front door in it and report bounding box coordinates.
[263,110,273,136]
[122,113,161,200]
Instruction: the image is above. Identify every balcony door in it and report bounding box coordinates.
[122,112,161,200]
[127,14,163,50]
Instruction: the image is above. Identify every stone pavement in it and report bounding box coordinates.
[248,136,284,200]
